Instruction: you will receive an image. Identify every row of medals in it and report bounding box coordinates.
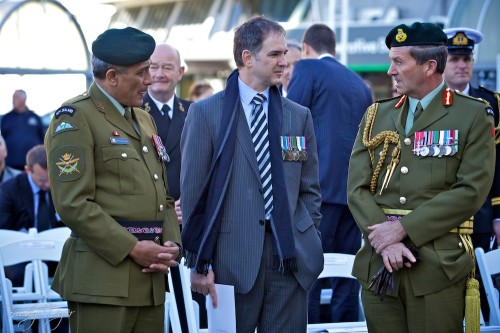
[413,130,458,157]
[281,136,308,161]
[282,149,308,161]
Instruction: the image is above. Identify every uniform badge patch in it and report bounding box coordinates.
[54,106,76,119]
[54,121,76,134]
[486,107,494,117]
[51,146,84,181]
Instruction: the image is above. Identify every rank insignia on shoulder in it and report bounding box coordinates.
[52,146,85,181]
[55,106,76,119]
[54,121,76,134]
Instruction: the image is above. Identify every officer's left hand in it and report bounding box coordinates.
[368,220,407,254]
[380,242,416,272]
[144,241,181,273]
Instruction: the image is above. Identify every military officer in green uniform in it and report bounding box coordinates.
[347,22,496,333]
[45,27,181,333]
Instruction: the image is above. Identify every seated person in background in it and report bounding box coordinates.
[0,144,62,285]
[0,134,21,184]
[188,80,214,102]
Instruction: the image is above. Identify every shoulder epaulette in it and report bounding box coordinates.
[454,90,486,103]
[479,85,500,96]
[64,92,90,105]
[375,95,401,104]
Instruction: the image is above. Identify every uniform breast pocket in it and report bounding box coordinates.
[102,146,146,195]
[417,154,460,190]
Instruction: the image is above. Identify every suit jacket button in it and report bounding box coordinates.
[143,146,149,153]
[399,197,407,205]
[404,138,411,145]
[259,220,265,225]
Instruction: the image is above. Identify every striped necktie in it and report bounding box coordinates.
[250,93,273,216]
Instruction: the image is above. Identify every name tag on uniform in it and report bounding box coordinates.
[109,138,129,145]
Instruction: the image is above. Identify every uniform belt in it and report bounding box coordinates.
[70,220,163,243]
[382,208,473,235]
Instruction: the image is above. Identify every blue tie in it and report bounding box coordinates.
[250,93,273,217]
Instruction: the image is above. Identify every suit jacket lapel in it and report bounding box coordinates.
[165,97,185,154]
[236,104,261,181]
[89,83,140,140]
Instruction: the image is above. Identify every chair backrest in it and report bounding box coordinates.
[319,253,365,322]
[0,238,67,333]
[0,230,31,245]
[36,227,71,241]
[166,270,183,333]
[475,247,500,326]
[178,259,202,333]
[319,253,357,279]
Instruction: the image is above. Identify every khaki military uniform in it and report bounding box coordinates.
[347,86,496,332]
[45,83,181,307]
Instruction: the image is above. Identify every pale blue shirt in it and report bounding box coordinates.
[238,77,270,129]
[408,80,445,114]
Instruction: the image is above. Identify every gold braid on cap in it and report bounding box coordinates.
[362,103,401,195]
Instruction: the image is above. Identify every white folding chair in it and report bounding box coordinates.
[476,247,500,326]
[307,253,367,333]
[0,238,69,333]
[36,227,71,241]
[178,259,204,333]
[166,270,183,333]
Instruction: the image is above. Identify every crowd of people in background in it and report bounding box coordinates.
[0,15,499,333]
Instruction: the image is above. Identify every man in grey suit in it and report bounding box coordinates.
[181,16,323,332]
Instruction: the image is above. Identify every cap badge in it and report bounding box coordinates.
[452,32,468,46]
[396,29,407,43]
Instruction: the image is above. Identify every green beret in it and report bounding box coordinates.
[385,22,447,49]
[92,27,155,66]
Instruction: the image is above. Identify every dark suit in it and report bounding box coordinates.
[143,93,195,331]
[468,85,500,251]
[181,89,323,332]
[287,56,373,322]
[143,93,191,200]
[0,172,61,287]
[0,173,59,231]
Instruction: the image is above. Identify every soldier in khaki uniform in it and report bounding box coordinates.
[45,27,181,333]
[347,22,496,332]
